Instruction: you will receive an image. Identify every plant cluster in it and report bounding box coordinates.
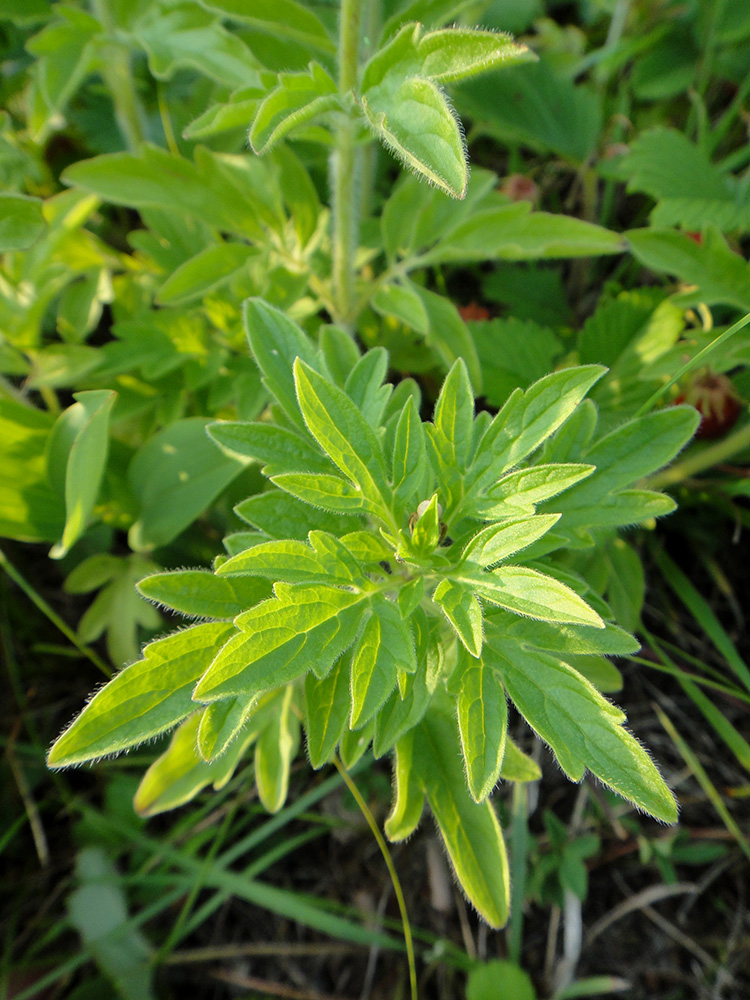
[3,0,750,995]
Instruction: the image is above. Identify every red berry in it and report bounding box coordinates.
[675,372,742,439]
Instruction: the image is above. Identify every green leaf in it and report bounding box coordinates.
[361,76,468,199]
[294,359,391,507]
[554,407,700,515]
[137,569,269,619]
[272,471,375,514]
[128,418,244,551]
[68,554,162,667]
[255,685,300,813]
[385,730,426,841]
[371,282,429,334]
[411,704,510,926]
[618,127,747,232]
[133,1,260,87]
[47,623,236,767]
[456,650,508,802]
[433,578,483,656]
[197,691,259,761]
[196,0,335,55]
[467,959,536,1000]
[208,421,331,476]
[498,737,541,782]
[460,514,561,567]
[217,532,365,587]
[0,193,46,251]
[465,566,604,629]
[133,711,255,817]
[156,243,257,305]
[48,390,116,559]
[373,630,437,757]
[464,366,605,509]
[412,285,483,390]
[350,598,416,728]
[250,62,339,153]
[391,396,429,507]
[416,27,534,83]
[344,347,392,427]
[471,317,563,409]
[428,358,475,481]
[626,227,750,312]
[488,644,678,822]
[243,299,319,430]
[456,59,602,164]
[305,655,351,767]
[479,464,594,516]
[62,145,270,240]
[486,613,639,658]
[193,585,370,702]
[0,400,62,543]
[234,488,356,539]
[420,203,626,265]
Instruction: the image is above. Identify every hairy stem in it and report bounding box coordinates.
[331,0,364,328]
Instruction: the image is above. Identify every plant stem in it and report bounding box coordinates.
[334,756,418,1000]
[0,547,112,678]
[331,0,364,328]
[91,0,146,152]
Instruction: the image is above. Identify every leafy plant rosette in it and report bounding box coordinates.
[48,300,699,927]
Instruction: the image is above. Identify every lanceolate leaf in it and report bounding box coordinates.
[459,514,561,567]
[462,366,605,515]
[48,623,236,767]
[134,712,256,817]
[455,650,509,802]
[305,656,351,768]
[208,421,332,476]
[488,644,678,822]
[293,359,392,507]
[193,585,372,702]
[433,578,484,656]
[138,569,270,619]
[272,471,376,514]
[350,598,416,728]
[254,685,300,813]
[217,532,366,586]
[464,566,604,629]
[411,704,510,926]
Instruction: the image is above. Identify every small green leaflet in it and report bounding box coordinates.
[488,643,678,822]
[433,578,483,657]
[254,685,300,813]
[249,63,339,154]
[133,711,255,817]
[459,514,561,567]
[48,623,236,767]
[350,598,417,728]
[305,656,351,767]
[217,531,366,586]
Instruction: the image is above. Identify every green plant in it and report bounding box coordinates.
[48,295,699,926]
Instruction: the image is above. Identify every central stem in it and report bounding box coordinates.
[331,0,364,328]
